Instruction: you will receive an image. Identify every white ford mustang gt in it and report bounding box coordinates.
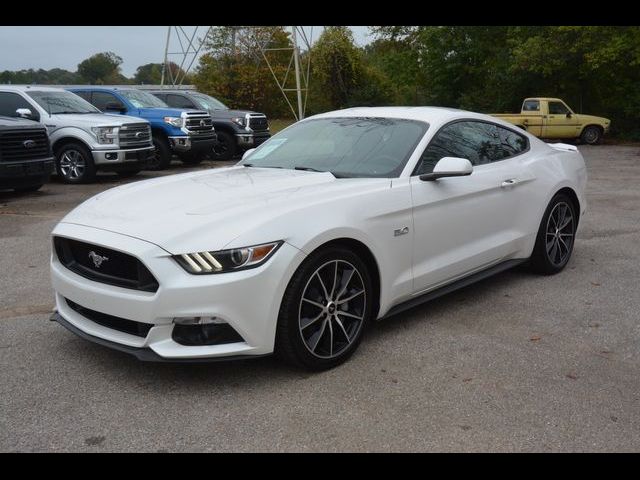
[50,107,587,370]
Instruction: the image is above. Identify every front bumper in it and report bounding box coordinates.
[50,222,306,361]
[168,134,217,152]
[235,132,270,150]
[91,146,154,166]
[0,158,54,189]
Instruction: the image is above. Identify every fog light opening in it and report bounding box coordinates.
[172,318,244,346]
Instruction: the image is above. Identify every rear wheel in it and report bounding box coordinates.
[147,136,172,170]
[276,246,373,370]
[580,126,602,145]
[211,131,236,161]
[530,193,577,275]
[55,142,96,184]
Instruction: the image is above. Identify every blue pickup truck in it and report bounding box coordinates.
[69,87,217,170]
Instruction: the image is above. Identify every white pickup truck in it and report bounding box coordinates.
[0,86,154,183]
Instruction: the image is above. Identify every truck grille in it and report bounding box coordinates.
[184,111,214,135]
[54,236,159,293]
[65,298,154,338]
[247,114,269,132]
[0,128,51,163]
[118,123,151,148]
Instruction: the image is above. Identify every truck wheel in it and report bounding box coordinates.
[178,153,204,165]
[211,131,236,161]
[580,126,602,145]
[147,136,172,170]
[55,143,97,184]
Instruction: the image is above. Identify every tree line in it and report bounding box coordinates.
[193,26,640,139]
[0,51,190,86]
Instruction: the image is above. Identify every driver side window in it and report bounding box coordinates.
[414,121,502,175]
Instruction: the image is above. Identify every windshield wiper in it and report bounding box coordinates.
[243,164,284,169]
[294,166,327,173]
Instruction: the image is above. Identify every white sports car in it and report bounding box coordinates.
[50,107,587,370]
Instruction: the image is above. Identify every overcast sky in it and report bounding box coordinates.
[0,26,373,77]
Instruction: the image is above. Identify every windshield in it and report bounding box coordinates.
[241,117,428,178]
[27,90,100,114]
[119,90,168,109]
[191,93,228,110]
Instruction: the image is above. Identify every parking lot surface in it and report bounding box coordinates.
[1,147,639,452]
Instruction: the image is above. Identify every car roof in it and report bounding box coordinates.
[308,106,499,127]
[0,85,67,93]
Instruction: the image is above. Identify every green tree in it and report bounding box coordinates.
[77,51,126,84]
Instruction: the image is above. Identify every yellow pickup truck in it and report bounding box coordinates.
[492,98,611,145]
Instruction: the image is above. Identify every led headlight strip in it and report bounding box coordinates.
[175,241,283,274]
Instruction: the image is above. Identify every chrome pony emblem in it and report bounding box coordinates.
[88,251,109,268]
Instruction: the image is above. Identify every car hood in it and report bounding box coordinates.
[59,166,382,254]
[135,107,204,119]
[50,113,148,127]
[575,113,610,125]
[212,109,263,119]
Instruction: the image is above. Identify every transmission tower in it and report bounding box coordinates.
[160,26,213,87]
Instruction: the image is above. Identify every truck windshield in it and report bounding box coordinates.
[241,117,428,178]
[191,93,228,110]
[27,90,99,114]
[119,90,168,109]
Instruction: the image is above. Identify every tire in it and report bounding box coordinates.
[211,131,236,161]
[275,246,373,371]
[580,125,602,145]
[179,153,204,165]
[147,136,172,170]
[55,142,96,184]
[529,193,577,275]
[14,184,43,193]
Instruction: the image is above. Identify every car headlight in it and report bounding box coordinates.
[164,116,184,128]
[174,241,282,274]
[91,126,119,144]
[231,117,246,127]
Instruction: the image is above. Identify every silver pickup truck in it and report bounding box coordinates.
[0,86,154,183]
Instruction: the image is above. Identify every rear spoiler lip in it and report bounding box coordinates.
[547,142,578,152]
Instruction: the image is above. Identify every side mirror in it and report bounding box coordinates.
[242,148,256,160]
[16,108,35,120]
[566,112,572,118]
[420,157,473,181]
[105,102,126,113]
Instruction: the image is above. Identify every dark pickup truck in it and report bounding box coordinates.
[149,90,270,160]
[0,116,54,192]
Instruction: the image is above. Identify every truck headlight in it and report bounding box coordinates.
[231,117,246,127]
[91,126,119,144]
[164,116,184,128]
[174,241,282,274]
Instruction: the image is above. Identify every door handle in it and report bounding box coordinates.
[501,179,518,188]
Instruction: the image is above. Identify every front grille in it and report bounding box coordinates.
[0,129,51,162]
[65,298,153,338]
[54,237,159,293]
[184,111,214,135]
[247,115,269,132]
[119,123,151,148]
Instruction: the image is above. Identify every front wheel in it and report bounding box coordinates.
[211,131,236,161]
[275,246,373,371]
[529,193,577,275]
[580,126,602,145]
[55,143,96,184]
[147,136,172,170]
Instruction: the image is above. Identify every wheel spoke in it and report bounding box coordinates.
[337,289,364,304]
[334,316,351,344]
[549,239,559,262]
[302,297,324,309]
[309,319,328,353]
[559,214,573,230]
[336,268,355,300]
[329,261,338,299]
[300,311,324,330]
[327,316,334,356]
[315,271,330,302]
[336,310,363,321]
